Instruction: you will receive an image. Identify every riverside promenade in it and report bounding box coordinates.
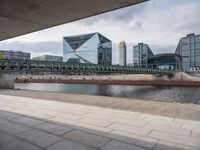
[0,89,200,150]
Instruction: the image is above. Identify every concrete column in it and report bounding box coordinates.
[0,73,16,89]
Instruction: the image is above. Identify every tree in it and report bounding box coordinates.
[0,52,5,59]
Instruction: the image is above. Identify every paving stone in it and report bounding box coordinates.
[17,129,62,148]
[112,117,146,127]
[0,138,43,150]
[0,122,30,135]
[55,113,83,121]
[63,130,111,148]
[143,118,181,128]
[0,112,23,120]
[47,139,97,150]
[0,131,18,145]
[181,123,200,131]
[75,122,112,136]
[79,117,113,127]
[106,130,157,149]
[149,130,200,149]
[175,119,200,126]
[101,140,148,150]
[154,140,199,150]
[29,111,55,119]
[145,123,191,136]
[34,122,73,135]
[82,114,114,121]
[0,118,9,125]
[143,114,174,121]
[108,122,151,136]
[48,116,79,127]
[12,117,44,127]
[191,130,200,138]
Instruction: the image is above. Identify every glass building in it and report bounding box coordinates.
[133,43,154,68]
[148,53,181,70]
[63,33,112,65]
[176,33,200,71]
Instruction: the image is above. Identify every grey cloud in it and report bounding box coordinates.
[79,2,147,25]
[150,44,177,54]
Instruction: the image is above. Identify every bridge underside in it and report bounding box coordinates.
[0,0,147,41]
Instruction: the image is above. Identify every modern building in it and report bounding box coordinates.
[0,50,30,60]
[148,53,181,70]
[119,41,126,66]
[63,32,112,65]
[176,33,200,71]
[32,55,63,62]
[133,43,154,68]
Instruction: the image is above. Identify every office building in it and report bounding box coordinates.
[0,50,30,60]
[63,32,112,65]
[133,43,154,68]
[32,55,63,62]
[176,33,200,71]
[148,53,181,70]
[119,41,126,66]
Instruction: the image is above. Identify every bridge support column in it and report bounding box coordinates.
[0,73,16,89]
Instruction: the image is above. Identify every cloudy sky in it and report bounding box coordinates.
[0,0,199,64]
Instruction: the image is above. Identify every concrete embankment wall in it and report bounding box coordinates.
[14,72,200,87]
[0,73,16,89]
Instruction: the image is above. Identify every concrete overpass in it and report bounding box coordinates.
[0,0,147,41]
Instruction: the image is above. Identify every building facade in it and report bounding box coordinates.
[119,41,126,66]
[133,43,154,68]
[176,33,200,71]
[63,33,112,65]
[32,55,63,62]
[0,50,30,60]
[148,53,181,70]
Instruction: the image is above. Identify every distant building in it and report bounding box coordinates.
[133,43,154,68]
[32,55,63,62]
[176,33,200,71]
[63,32,112,65]
[119,41,126,66]
[148,53,181,70]
[0,50,30,60]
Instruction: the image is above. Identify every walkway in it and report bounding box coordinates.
[0,94,200,149]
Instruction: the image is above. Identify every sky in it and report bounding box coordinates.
[0,0,200,64]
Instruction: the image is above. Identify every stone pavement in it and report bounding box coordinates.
[0,94,200,150]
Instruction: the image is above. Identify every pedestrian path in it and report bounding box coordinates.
[0,94,199,150]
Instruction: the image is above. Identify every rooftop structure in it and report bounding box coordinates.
[32,55,63,62]
[0,50,30,60]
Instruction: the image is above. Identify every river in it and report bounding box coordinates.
[15,83,200,104]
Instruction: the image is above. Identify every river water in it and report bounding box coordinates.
[15,83,200,104]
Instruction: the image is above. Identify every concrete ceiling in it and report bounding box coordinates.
[0,0,148,41]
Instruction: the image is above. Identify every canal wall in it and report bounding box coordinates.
[0,73,16,89]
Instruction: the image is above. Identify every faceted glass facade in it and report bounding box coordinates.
[63,33,112,65]
[176,33,200,71]
[133,43,154,68]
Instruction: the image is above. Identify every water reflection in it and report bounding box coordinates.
[15,83,200,104]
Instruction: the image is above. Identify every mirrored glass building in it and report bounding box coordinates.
[63,33,112,65]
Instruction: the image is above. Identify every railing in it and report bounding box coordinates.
[0,59,174,76]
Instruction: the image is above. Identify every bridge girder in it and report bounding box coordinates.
[0,59,174,76]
